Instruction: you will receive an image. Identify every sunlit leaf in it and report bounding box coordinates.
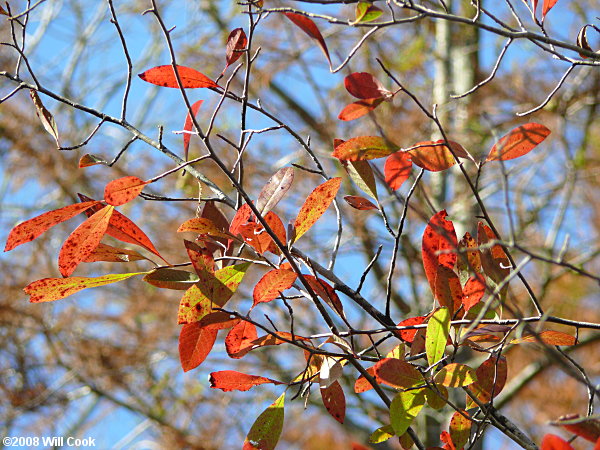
[225,28,248,69]
[332,136,398,161]
[396,316,427,343]
[424,384,448,410]
[390,389,426,436]
[486,123,551,161]
[293,177,341,242]
[542,0,560,19]
[178,323,217,372]
[354,366,376,393]
[384,151,412,191]
[551,414,600,443]
[340,158,378,200]
[24,272,145,303]
[184,240,215,277]
[369,425,395,444]
[344,72,389,99]
[283,12,331,69]
[253,269,297,306]
[83,242,147,263]
[408,140,469,172]
[355,2,383,23]
[144,268,199,291]
[79,154,108,168]
[373,358,423,389]
[209,370,284,392]
[338,98,384,121]
[302,275,344,317]
[462,274,486,312]
[30,90,60,147]
[450,410,472,449]
[457,232,482,283]
[433,363,477,387]
[4,201,100,252]
[510,330,576,346]
[477,222,510,284]
[138,65,219,89]
[426,307,450,367]
[104,176,149,206]
[243,393,285,450]
[198,311,240,331]
[58,205,115,277]
[540,434,574,450]
[226,320,258,359]
[343,195,378,210]
[433,265,463,315]
[422,210,458,301]
[182,99,203,163]
[466,355,507,408]
[238,212,286,255]
[321,380,346,424]
[178,217,236,240]
[256,167,295,216]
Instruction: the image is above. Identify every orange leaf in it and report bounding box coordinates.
[237,212,286,255]
[253,269,297,306]
[184,240,215,277]
[422,210,458,302]
[209,370,283,392]
[182,100,203,162]
[541,434,574,450]
[354,366,377,393]
[373,358,423,389]
[321,380,346,424]
[293,178,341,242]
[104,176,149,206]
[344,72,389,99]
[542,0,560,19]
[225,320,258,359]
[332,136,398,161]
[283,12,331,69]
[78,154,107,168]
[302,275,344,316]
[343,195,378,210]
[457,232,482,276]
[408,140,468,172]
[462,274,486,312]
[433,266,463,315]
[384,151,412,191]
[338,98,384,121]
[138,65,219,89]
[449,410,472,450]
[477,222,510,284]
[178,217,235,240]
[225,28,248,69]
[433,363,477,387]
[4,201,100,252]
[551,414,600,443]
[466,355,507,408]
[396,316,427,343]
[486,123,550,161]
[510,330,576,346]
[83,242,147,263]
[178,323,218,372]
[58,205,115,277]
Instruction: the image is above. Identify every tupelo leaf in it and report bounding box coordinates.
[355,2,383,23]
[144,269,200,291]
[424,384,448,410]
[256,167,295,216]
[390,389,426,436]
[343,195,378,210]
[486,123,551,161]
[79,154,108,168]
[209,370,284,392]
[283,12,331,69]
[449,410,472,450]
[510,330,576,346]
[373,358,423,389]
[340,157,378,200]
[338,98,384,121]
[321,380,346,424]
[433,265,463,315]
[433,363,477,388]
[466,355,507,408]
[30,90,60,147]
[178,323,217,372]
[243,392,285,450]
[551,414,600,443]
[178,217,236,240]
[24,272,145,303]
[5,201,100,252]
[225,320,258,359]
[138,65,219,89]
[426,307,451,367]
[542,0,560,19]
[384,151,412,191]
[83,242,147,263]
[354,366,377,393]
[369,425,395,444]
[198,311,240,331]
[477,222,510,284]
[104,176,149,206]
[225,28,248,69]
[332,136,398,161]
[58,205,115,277]
[253,269,297,306]
[462,274,486,312]
[396,316,427,343]
[408,140,469,172]
[293,177,341,242]
[302,275,344,317]
[344,72,390,99]
[182,99,203,163]
[540,434,574,450]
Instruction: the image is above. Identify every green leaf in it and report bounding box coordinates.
[390,389,426,436]
[332,136,398,161]
[426,307,450,367]
[143,268,200,290]
[369,425,395,444]
[424,384,448,410]
[243,392,285,450]
[355,1,383,23]
[434,363,477,388]
[24,272,146,303]
[341,159,378,200]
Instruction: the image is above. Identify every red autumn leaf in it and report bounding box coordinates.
[178,217,235,240]
[338,98,384,121]
[184,240,215,278]
[293,178,341,242]
[178,322,218,372]
[198,311,240,331]
[302,275,344,316]
[4,201,100,252]
[373,358,423,389]
[384,151,412,191]
[477,222,510,283]
[209,370,283,392]
[440,431,456,450]
[433,266,463,315]
[83,242,147,263]
[344,72,389,99]
[253,269,297,306]
[343,195,378,211]
[182,99,203,163]
[104,176,149,206]
[332,136,398,161]
[354,366,377,393]
[247,332,310,351]
[463,274,486,312]
[58,205,115,277]
[283,12,331,69]
[236,212,286,255]
[457,232,482,276]
[466,355,507,408]
[225,320,258,359]
[78,154,107,168]
[541,434,574,450]
[408,140,469,172]
[422,210,458,302]
[256,167,295,216]
[396,316,427,343]
[486,123,551,161]
[225,28,248,69]
[510,330,576,346]
[138,65,219,89]
[449,410,472,450]
[264,212,287,255]
[229,203,253,235]
[542,0,560,19]
[321,380,346,424]
[551,414,600,443]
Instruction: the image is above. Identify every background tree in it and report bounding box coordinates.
[1,0,600,449]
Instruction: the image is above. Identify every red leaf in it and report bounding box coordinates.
[182,100,203,163]
[198,311,240,330]
[373,358,423,389]
[4,201,100,252]
[225,320,258,359]
[511,330,576,346]
[344,72,389,99]
[293,178,341,242]
[542,0,559,19]
[541,434,574,450]
[433,266,463,315]
[384,152,412,191]
[83,243,147,263]
[486,123,551,161]
[321,380,346,424]
[408,140,469,172]
[422,210,458,302]
[440,431,456,450]
[58,205,115,277]
[184,240,215,277]
[104,176,149,206]
[477,222,510,283]
[551,414,600,443]
[178,323,218,372]
[229,203,253,235]
[396,316,427,343]
[138,65,219,89]
[343,195,378,210]
[466,355,507,407]
[332,136,398,161]
[463,274,486,312]
[253,269,297,306]
[303,275,344,316]
[283,12,331,69]
[338,98,384,121]
[209,370,283,392]
[225,28,248,68]
[354,366,377,393]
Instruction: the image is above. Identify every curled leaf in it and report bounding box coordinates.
[225,28,248,69]
[79,154,108,168]
[283,12,331,69]
[256,167,295,216]
[182,100,203,163]
[30,90,60,147]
